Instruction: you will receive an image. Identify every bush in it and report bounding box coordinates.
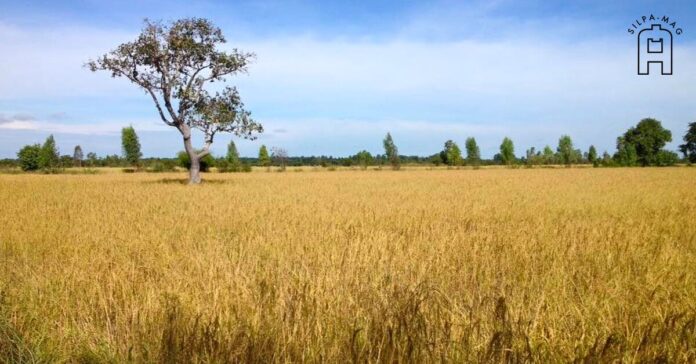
[148,160,177,173]
[17,144,41,171]
[655,150,679,166]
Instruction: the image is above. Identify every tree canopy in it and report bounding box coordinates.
[679,122,696,163]
[621,118,672,166]
[88,18,262,183]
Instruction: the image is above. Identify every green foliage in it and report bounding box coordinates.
[621,118,672,166]
[121,126,142,167]
[465,137,480,166]
[556,135,576,166]
[38,135,60,172]
[355,150,373,170]
[655,150,679,166]
[258,145,271,167]
[225,140,241,171]
[441,140,462,167]
[88,18,262,184]
[177,151,213,172]
[17,144,41,171]
[542,145,555,165]
[499,137,515,166]
[679,122,696,163]
[588,145,598,167]
[148,160,177,173]
[86,152,98,167]
[383,133,400,170]
[614,137,638,167]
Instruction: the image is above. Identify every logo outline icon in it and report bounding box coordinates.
[637,24,672,75]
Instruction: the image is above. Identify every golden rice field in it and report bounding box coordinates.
[1,168,695,363]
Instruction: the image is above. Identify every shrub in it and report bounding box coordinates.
[17,144,41,171]
[177,151,214,172]
[655,150,679,166]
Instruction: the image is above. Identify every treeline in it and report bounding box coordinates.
[8,118,696,172]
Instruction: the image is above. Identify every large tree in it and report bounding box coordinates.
[679,122,696,163]
[620,118,672,166]
[88,18,262,183]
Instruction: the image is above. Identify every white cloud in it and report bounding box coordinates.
[0,115,168,135]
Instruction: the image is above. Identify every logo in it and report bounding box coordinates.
[628,15,683,75]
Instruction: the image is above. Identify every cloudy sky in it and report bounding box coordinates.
[0,0,694,158]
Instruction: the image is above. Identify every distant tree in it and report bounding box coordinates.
[226,140,241,172]
[355,150,373,170]
[588,145,598,167]
[542,145,555,165]
[526,147,542,166]
[465,137,480,166]
[441,140,462,167]
[621,118,673,166]
[87,18,262,184]
[679,121,696,163]
[38,135,60,171]
[601,151,614,167]
[614,136,638,166]
[271,147,288,171]
[17,144,41,171]
[73,145,84,167]
[499,137,515,166]
[258,145,271,169]
[121,126,142,168]
[556,135,576,166]
[383,132,400,170]
[86,152,98,167]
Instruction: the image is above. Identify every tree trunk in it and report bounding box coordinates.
[181,125,202,184]
[188,153,202,184]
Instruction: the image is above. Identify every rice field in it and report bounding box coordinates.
[1,168,695,362]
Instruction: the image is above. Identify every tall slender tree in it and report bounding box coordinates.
[499,137,515,166]
[679,122,696,163]
[121,126,142,168]
[588,145,598,167]
[383,132,400,170]
[226,140,241,171]
[465,137,480,166]
[73,145,84,167]
[258,145,271,169]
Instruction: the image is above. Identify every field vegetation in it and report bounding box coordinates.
[1,168,695,362]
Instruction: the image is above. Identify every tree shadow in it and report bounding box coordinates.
[147,178,229,185]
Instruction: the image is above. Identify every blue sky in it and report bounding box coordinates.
[0,0,695,158]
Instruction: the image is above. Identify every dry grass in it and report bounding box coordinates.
[1,168,695,363]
